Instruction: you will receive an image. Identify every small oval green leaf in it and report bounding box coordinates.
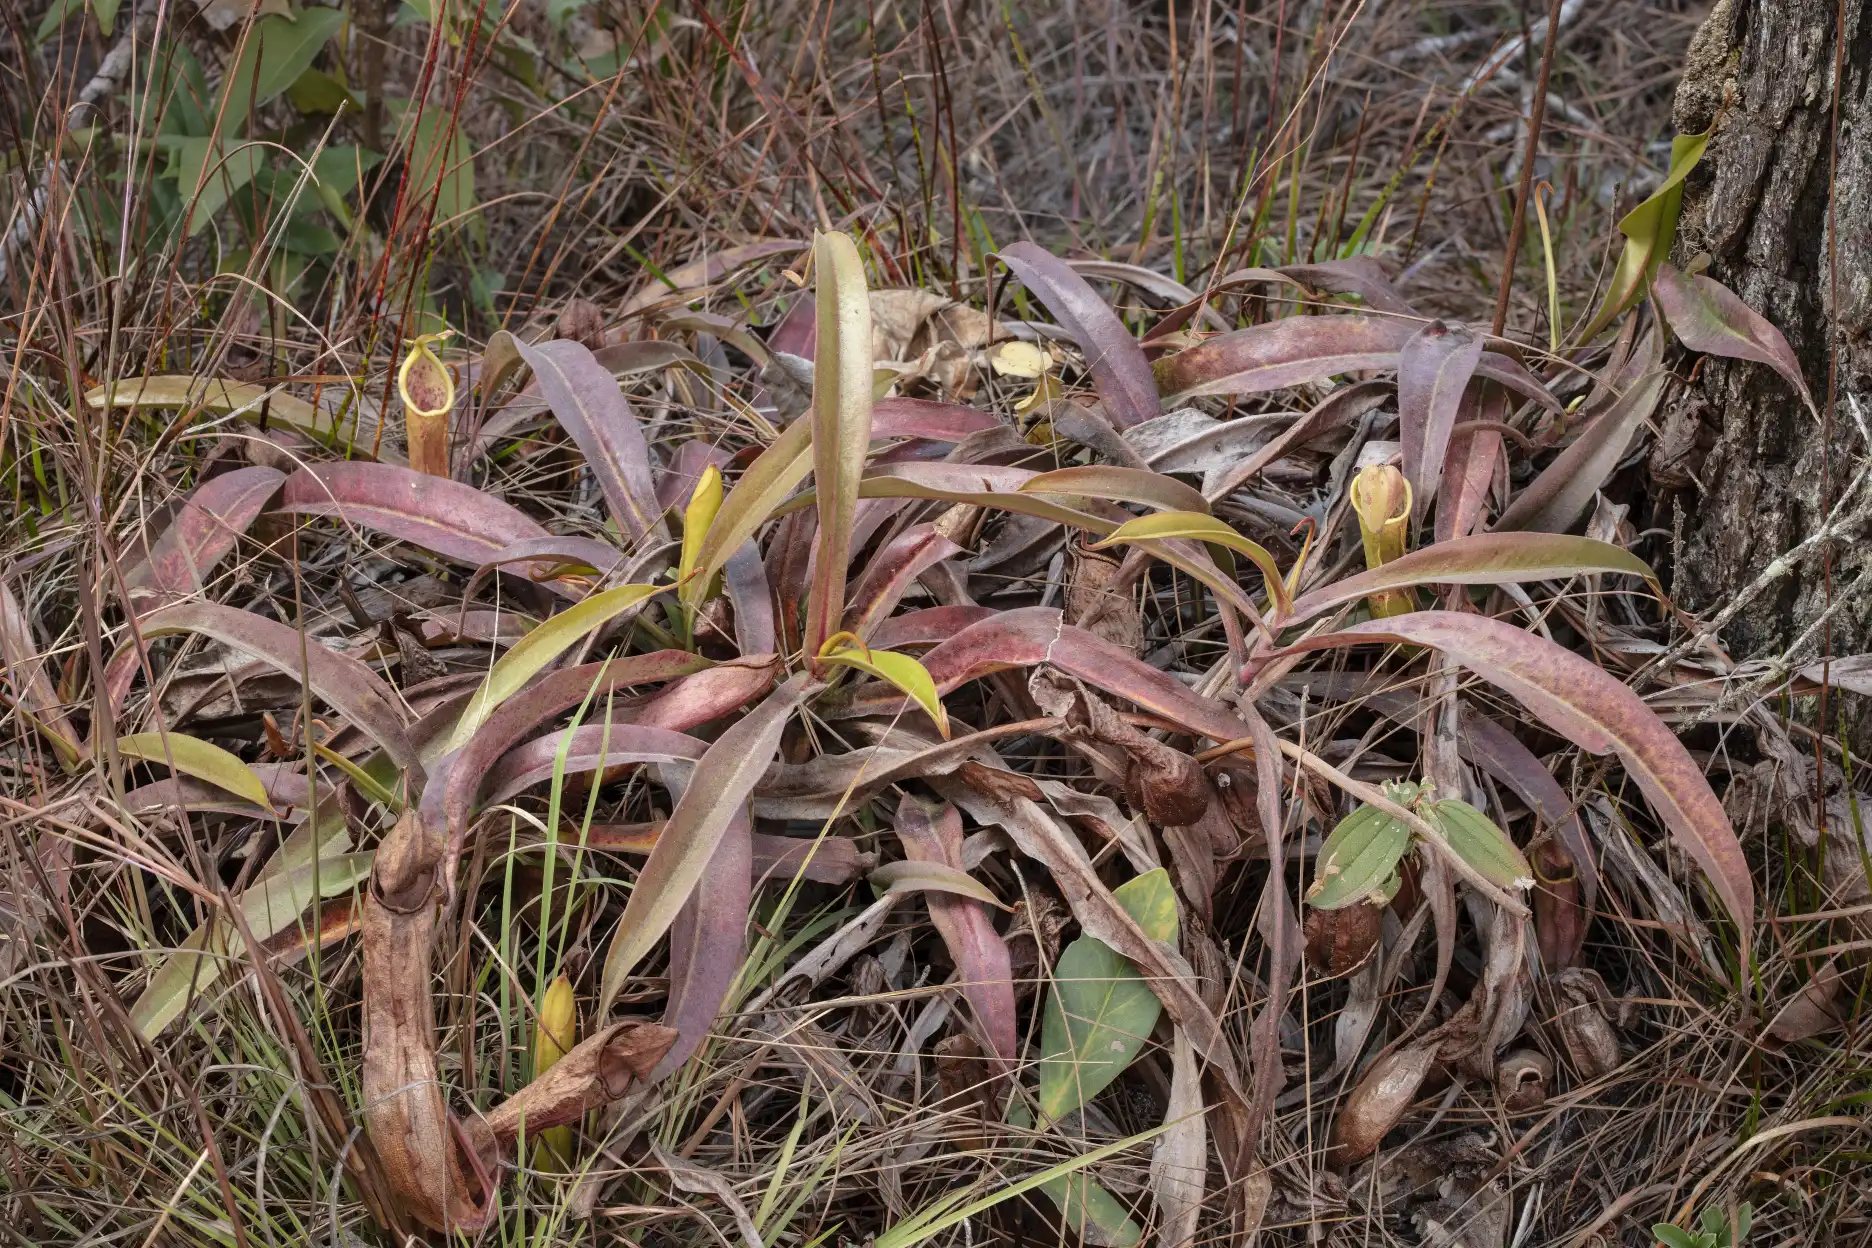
[1429,798,1534,892]
[1307,805,1412,910]
[1038,868,1178,1123]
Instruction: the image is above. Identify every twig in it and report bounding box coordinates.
[1491,0,1566,337]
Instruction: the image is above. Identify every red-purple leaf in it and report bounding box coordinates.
[599,673,815,1012]
[895,796,1017,1070]
[846,525,964,641]
[846,607,1246,744]
[481,724,706,806]
[1398,320,1484,519]
[627,656,781,732]
[867,605,998,650]
[1458,707,1598,912]
[1652,263,1815,413]
[654,807,752,1080]
[1493,371,1666,533]
[1279,257,1417,315]
[511,339,662,539]
[277,462,550,570]
[1276,611,1752,937]
[872,398,1005,444]
[722,542,777,656]
[136,601,418,772]
[1155,316,1410,401]
[576,822,871,884]
[1285,533,1655,624]
[998,241,1159,429]
[657,440,733,514]
[124,466,284,602]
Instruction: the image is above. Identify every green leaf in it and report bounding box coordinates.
[873,1115,1168,1248]
[1003,1099,1142,1247]
[1429,799,1534,892]
[1038,868,1178,1123]
[1090,510,1291,617]
[130,819,365,1038]
[219,9,347,117]
[802,230,876,657]
[820,640,950,739]
[286,67,360,115]
[1654,1226,1705,1248]
[397,104,476,227]
[163,136,268,236]
[694,417,816,593]
[116,731,272,811]
[444,583,663,751]
[1307,804,1412,910]
[1576,131,1709,342]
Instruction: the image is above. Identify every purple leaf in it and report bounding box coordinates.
[1493,370,1665,533]
[277,462,550,569]
[998,241,1159,428]
[511,339,662,539]
[894,796,1017,1070]
[124,466,284,602]
[654,806,751,1080]
[1155,316,1410,400]
[1398,320,1484,520]
[1652,263,1815,413]
[1279,257,1417,315]
[136,601,419,772]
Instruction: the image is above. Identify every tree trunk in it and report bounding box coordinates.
[1671,0,1872,686]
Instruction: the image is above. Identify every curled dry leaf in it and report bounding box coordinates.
[1496,1050,1552,1112]
[1329,1042,1438,1165]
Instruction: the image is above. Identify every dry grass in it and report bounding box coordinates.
[4,2,1866,1247]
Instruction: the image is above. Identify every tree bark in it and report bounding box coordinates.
[1671,0,1872,680]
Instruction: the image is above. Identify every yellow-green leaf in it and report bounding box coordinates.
[116,731,272,811]
[1576,130,1709,343]
[1090,510,1291,616]
[821,641,950,739]
[1429,799,1534,892]
[1308,804,1412,910]
[678,464,724,610]
[803,230,877,657]
[870,859,1009,909]
[444,583,663,751]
